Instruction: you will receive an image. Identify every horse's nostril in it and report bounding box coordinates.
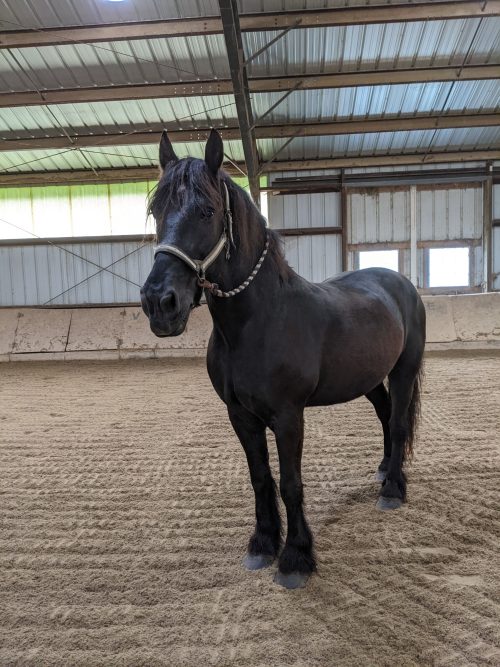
[159,291,178,315]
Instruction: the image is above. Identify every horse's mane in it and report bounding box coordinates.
[147,157,292,281]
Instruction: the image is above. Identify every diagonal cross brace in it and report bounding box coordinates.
[243,19,302,67]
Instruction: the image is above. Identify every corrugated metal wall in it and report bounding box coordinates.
[349,189,410,243]
[283,235,342,283]
[269,191,341,230]
[0,239,152,306]
[346,184,483,287]
[268,182,486,288]
[0,177,254,240]
[348,186,482,244]
[418,185,483,289]
[0,182,156,239]
[0,180,496,306]
[348,188,410,277]
[269,190,342,281]
[417,186,483,241]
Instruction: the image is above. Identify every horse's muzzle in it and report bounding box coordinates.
[140,286,189,337]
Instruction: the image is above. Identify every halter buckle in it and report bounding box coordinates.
[198,277,219,294]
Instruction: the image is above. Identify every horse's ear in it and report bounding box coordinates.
[205,129,224,175]
[159,130,177,170]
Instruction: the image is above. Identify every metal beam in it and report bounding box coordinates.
[0,1,498,48]
[341,181,348,271]
[0,80,234,107]
[249,65,500,94]
[266,150,500,171]
[3,113,499,152]
[2,151,500,187]
[483,164,494,291]
[276,226,342,236]
[270,167,496,191]
[0,128,241,151]
[218,0,260,204]
[2,64,497,108]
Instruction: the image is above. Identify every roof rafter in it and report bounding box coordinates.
[2,150,500,187]
[1,64,498,108]
[218,0,260,203]
[0,1,498,48]
[2,113,499,152]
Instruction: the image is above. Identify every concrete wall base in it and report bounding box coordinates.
[1,293,499,362]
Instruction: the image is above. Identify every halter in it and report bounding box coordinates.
[153,181,269,300]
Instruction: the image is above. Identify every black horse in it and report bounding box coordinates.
[141,130,426,589]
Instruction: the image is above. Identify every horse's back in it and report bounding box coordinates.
[323,267,425,334]
[324,267,415,300]
[302,268,425,406]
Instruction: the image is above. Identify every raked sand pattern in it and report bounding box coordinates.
[1,355,499,666]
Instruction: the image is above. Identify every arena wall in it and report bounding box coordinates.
[0,293,499,362]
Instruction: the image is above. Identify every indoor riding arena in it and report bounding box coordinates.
[1,2,499,666]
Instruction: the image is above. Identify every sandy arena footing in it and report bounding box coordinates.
[1,355,499,666]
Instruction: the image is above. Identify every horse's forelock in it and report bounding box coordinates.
[148,158,291,280]
[148,158,223,238]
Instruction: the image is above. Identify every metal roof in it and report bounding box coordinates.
[0,1,448,31]
[0,0,499,180]
[0,0,219,30]
[251,79,500,123]
[0,139,246,173]
[244,18,499,76]
[0,35,230,91]
[258,126,500,161]
[0,96,239,138]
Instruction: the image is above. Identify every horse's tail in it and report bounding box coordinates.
[405,360,424,462]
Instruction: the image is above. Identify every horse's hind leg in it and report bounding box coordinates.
[377,343,424,511]
[366,383,392,481]
[228,404,281,570]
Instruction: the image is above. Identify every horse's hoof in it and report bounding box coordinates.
[375,469,387,482]
[376,496,403,511]
[243,553,275,570]
[273,570,310,589]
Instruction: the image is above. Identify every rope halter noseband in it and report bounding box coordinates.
[153,182,269,300]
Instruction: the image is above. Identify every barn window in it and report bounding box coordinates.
[358,249,399,272]
[428,247,470,287]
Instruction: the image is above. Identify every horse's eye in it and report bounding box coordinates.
[201,207,215,219]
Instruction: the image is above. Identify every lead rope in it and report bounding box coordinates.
[198,232,269,298]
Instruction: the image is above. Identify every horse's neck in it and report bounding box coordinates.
[206,216,284,341]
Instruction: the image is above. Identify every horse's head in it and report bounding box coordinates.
[141,129,227,337]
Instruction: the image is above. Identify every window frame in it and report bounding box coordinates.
[349,239,481,294]
[421,242,478,294]
[357,248,401,273]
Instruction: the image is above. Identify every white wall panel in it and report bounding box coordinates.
[417,186,482,241]
[493,184,500,219]
[284,234,341,283]
[349,189,410,244]
[0,189,34,239]
[0,182,155,239]
[70,185,111,237]
[269,190,342,282]
[269,191,341,230]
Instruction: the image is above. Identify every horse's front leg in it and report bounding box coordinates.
[272,408,316,589]
[228,404,281,570]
